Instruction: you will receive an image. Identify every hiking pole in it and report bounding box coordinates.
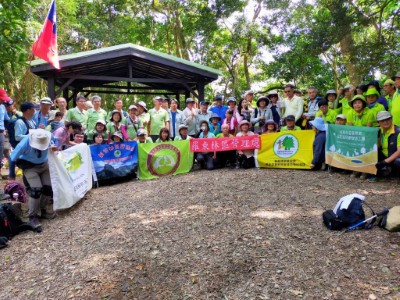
[345,208,389,232]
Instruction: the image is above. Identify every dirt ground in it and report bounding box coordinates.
[0,168,399,300]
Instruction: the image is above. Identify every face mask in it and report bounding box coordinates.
[201,126,207,131]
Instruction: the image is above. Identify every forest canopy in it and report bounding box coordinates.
[0,0,399,105]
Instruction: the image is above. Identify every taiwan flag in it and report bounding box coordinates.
[32,0,60,69]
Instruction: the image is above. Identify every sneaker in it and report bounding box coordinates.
[367,176,378,182]
[28,217,42,233]
[40,209,56,220]
[350,172,360,178]
[360,173,368,180]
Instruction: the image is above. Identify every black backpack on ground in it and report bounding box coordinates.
[0,203,35,241]
[323,197,374,231]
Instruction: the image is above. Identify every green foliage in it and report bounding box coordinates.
[0,0,398,103]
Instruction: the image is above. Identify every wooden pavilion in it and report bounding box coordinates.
[30,43,221,103]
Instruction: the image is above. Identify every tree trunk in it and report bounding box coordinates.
[339,32,363,85]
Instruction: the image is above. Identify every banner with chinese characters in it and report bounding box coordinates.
[48,144,93,210]
[138,140,194,180]
[256,131,314,169]
[326,124,379,174]
[90,141,138,182]
[190,135,261,152]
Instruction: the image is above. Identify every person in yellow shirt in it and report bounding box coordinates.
[374,111,400,180]
[390,72,400,126]
[315,100,337,124]
[346,95,373,127]
[365,88,385,127]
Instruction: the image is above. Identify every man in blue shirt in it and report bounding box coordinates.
[33,97,53,129]
[10,129,56,232]
[209,95,228,123]
[0,88,11,170]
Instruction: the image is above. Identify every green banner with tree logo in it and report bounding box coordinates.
[138,140,194,180]
[326,124,379,174]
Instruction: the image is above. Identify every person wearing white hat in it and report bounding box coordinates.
[122,104,143,141]
[33,97,53,129]
[10,129,58,232]
[136,128,153,143]
[137,101,150,129]
[374,111,400,179]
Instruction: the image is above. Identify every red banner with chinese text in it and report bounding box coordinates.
[190,135,261,152]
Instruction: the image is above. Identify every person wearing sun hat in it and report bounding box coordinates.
[251,96,272,134]
[364,88,385,127]
[346,95,373,127]
[309,117,327,170]
[10,129,58,232]
[136,128,153,143]
[373,111,400,180]
[136,101,150,129]
[174,124,191,141]
[86,119,107,144]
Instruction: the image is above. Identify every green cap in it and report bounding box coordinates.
[364,88,380,97]
[384,79,394,86]
[349,95,366,107]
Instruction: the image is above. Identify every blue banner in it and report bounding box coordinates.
[90,142,138,182]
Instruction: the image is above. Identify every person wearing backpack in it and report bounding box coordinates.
[3,99,21,170]
[8,102,37,180]
[10,129,57,232]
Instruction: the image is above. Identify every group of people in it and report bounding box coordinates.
[0,72,400,230]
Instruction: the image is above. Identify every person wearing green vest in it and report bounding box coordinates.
[65,95,88,130]
[390,72,400,126]
[365,88,385,127]
[346,95,373,127]
[315,100,337,124]
[337,84,354,116]
[86,95,107,133]
[383,79,396,111]
[372,111,400,180]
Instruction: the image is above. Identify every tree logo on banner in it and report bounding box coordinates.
[114,150,122,158]
[273,134,299,158]
[147,144,181,177]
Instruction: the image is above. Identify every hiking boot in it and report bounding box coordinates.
[28,217,42,233]
[40,209,56,220]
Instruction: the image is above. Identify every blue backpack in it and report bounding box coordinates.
[6,116,30,148]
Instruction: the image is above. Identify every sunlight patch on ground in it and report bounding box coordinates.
[80,253,117,268]
[251,210,292,219]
